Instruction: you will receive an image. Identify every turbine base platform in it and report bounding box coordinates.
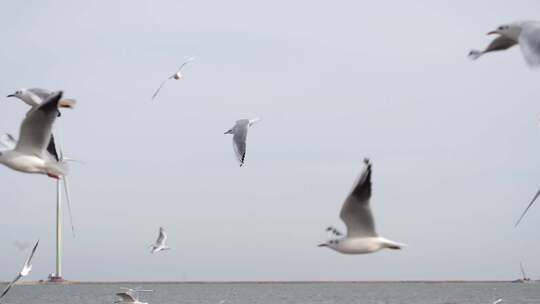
[47,274,65,283]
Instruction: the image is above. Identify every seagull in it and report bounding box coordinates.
[0,91,69,179]
[152,57,195,100]
[5,90,77,234]
[469,21,540,67]
[7,88,76,110]
[115,288,153,304]
[318,158,405,254]
[224,118,260,167]
[0,240,39,300]
[150,227,170,254]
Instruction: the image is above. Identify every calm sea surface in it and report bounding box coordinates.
[1,282,538,304]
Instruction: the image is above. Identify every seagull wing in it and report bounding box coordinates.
[175,57,195,73]
[14,91,62,157]
[116,292,137,302]
[152,78,172,100]
[23,240,39,269]
[339,159,377,237]
[156,227,167,246]
[485,35,517,52]
[46,134,60,161]
[0,133,17,150]
[515,188,540,227]
[519,22,540,67]
[232,120,249,166]
[27,88,53,102]
[0,274,22,299]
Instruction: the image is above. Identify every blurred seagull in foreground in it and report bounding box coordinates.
[7,88,76,110]
[469,21,540,67]
[0,91,68,178]
[0,240,39,300]
[318,159,405,254]
[152,57,195,100]
[0,134,76,236]
[224,118,260,167]
[150,227,170,254]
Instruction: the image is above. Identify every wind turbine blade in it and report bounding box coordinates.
[58,143,76,238]
[63,176,76,238]
[515,187,540,227]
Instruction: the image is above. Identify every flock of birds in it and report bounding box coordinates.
[0,20,540,304]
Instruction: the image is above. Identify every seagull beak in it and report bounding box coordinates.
[224,129,233,134]
[487,31,497,35]
[6,94,14,98]
[318,243,328,247]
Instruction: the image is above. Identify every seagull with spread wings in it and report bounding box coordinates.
[0,240,39,300]
[152,57,195,100]
[7,88,76,109]
[224,118,260,167]
[0,91,68,178]
[150,227,170,254]
[318,159,405,254]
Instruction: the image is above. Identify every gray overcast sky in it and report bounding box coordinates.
[0,0,540,281]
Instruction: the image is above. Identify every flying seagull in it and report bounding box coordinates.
[0,240,39,300]
[224,118,260,167]
[0,91,69,178]
[7,88,76,110]
[152,57,195,100]
[115,287,153,304]
[150,227,170,254]
[5,90,77,234]
[318,158,405,254]
[469,21,540,67]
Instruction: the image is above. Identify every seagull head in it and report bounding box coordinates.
[488,23,521,40]
[318,239,339,249]
[6,89,24,99]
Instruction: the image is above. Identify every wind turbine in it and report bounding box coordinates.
[48,143,77,283]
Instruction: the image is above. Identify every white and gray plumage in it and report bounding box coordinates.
[0,91,68,178]
[224,118,260,167]
[0,134,76,237]
[150,227,170,254]
[318,159,405,254]
[0,240,39,300]
[115,287,152,304]
[469,21,540,67]
[152,57,195,100]
[7,88,76,110]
